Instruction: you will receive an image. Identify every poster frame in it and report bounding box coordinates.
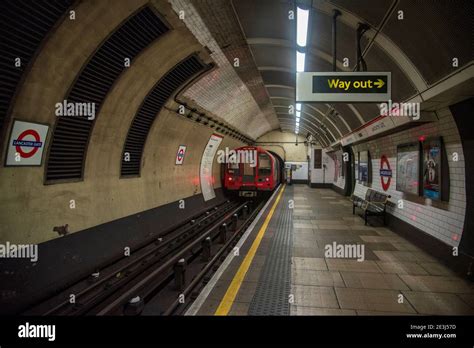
[396,141,422,196]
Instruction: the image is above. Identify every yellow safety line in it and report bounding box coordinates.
[214,184,286,315]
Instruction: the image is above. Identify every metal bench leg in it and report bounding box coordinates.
[364,211,368,225]
[352,204,355,215]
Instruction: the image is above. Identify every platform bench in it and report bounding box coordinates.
[351,188,391,225]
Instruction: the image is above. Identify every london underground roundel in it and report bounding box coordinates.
[6,120,49,166]
[379,155,392,191]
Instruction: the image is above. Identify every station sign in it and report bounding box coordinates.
[379,155,392,191]
[175,145,187,165]
[296,72,391,102]
[6,120,49,166]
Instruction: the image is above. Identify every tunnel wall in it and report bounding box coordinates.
[351,107,466,249]
[0,0,245,246]
[256,131,308,162]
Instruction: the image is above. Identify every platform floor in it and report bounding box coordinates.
[190,185,474,316]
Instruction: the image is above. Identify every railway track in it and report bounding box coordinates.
[24,197,265,316]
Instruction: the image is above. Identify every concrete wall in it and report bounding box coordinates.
[0,0,244,245]
[351,107,466,247]
[256,131,308,162]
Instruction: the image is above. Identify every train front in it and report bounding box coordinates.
[224,147,279,197]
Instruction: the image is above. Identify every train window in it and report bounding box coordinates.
[228,162,240,174]
[258,153,272,176]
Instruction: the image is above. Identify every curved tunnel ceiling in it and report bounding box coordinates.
[224,0,473,144]
[1,0,472,179]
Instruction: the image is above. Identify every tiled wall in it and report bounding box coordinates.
[169,0,274,139]
[351,107,466,247]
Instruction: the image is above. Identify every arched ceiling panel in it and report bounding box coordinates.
[363,43,418,102]
[260,70,295,87]
[278,117,330,145]
[250,45,295,70]
[309,104,352,135]
[381,0,474,85]
[329,0,396,28]
[232,0,295,41]
[351,103,381,123]
[310,9,364,68]
[329,103,364,130]
[306,54,334,73]
[306,104,341,140]
[266,86,295,99]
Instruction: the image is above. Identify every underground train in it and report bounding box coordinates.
[223,146,281,197]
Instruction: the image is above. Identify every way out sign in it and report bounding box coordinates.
[6,120,49,166]
[175,145,187,165]
[296,72,391,102]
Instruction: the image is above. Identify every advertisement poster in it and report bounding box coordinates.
[396,143,420,195]
[200,134,223,201]
[358,151,369,183]
[423,138,442,200]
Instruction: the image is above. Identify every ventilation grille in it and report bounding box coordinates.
[121,55,206,177]
[45,6,169,182]
[0,0,73,135]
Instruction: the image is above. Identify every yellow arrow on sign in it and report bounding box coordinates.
[374,79,385,88]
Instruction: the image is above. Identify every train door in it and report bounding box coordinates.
[257,152,272,180]
[242,161,255,183]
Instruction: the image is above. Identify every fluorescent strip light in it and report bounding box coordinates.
[296,103,301,111]
[296,117,300,122]
[296,111,301,117]
[297,7,309,47]
[296,51,305,72]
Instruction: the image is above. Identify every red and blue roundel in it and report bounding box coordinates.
[379,155,392,191]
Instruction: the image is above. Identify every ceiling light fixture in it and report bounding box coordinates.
[297,7,309,47]
[296,51,305,72]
